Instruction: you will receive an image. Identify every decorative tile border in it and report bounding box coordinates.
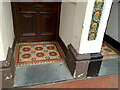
[88,0,104,40]
[14,41,65,66]
[101,41,120,59]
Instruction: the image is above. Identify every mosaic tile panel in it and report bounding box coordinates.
[88,0,104,40]
[101,42,120,58]
[14,42,65,66]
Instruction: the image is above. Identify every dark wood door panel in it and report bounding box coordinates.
[38,35,56,41]
[16,2,59,12]
[39,12,57,36]
[19,37,38,42]
[34,4,58,12]
[11,2,61,42]
[17,12,37,37]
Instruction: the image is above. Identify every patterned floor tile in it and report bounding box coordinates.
[14,42,65,66]
[101,42,120,58]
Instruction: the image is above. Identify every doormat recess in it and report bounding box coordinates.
[14,41,65,66]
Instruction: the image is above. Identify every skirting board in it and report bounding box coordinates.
[0,48,13,68]
[58,36,68,56]
[12,39,17,52]
[0,48,15,88]
[66,44,103,78]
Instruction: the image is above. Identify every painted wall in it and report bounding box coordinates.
[71,2,87,52]
[59,2,76,47]
[106,2,120,43]
[60,0,112,54]
[59,2,87,52]
[118,3,120,43]
[0,2,14,61]
[0,1,5,60]
[79,0,112,54]
[79,0,113,54]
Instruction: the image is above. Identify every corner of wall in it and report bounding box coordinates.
[79,0,113,54]
[71,2,88,53]
[59,2,77,47]
[0,2,15,61]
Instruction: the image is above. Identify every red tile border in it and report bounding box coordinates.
[14,42,65,66]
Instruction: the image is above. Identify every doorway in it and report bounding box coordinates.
[11,2,61,42]
[4,1,119,88]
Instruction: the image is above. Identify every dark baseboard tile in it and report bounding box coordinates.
[0,48,15,88]
[57,36,68,56]
[66,44,103,78]
[0,38,16,68]
[68,44,103,61]
[58,37,103,78]
[57,36,103,60]
[12,39,16,52]
[0,48,13,69]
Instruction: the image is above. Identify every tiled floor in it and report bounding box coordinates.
[33,74,119,88]
[14,61,73,87]
[14,41,65,66]
[101,42,120,58]
[99,58,119,76]
[14,41,120,66]
[13,41,120,88]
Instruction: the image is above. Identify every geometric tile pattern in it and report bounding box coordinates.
[100,42,120,58]
[14,42,65,66]
[88,0,104,40]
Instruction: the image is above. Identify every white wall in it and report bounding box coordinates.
[79,0,113,54]
[59,2,76,47]
[59,2,87,52]
[60,0,112,54]
[106,2,119,43]
[0,2,14,61]
[0,1,5,60]
[71,2,87,52]
[118,3,120,43]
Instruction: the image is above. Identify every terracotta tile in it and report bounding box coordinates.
[33,74,119,88]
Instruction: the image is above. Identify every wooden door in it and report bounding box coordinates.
[17,12,37,41]
[11,2,61,42]
[38,12,58,40]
